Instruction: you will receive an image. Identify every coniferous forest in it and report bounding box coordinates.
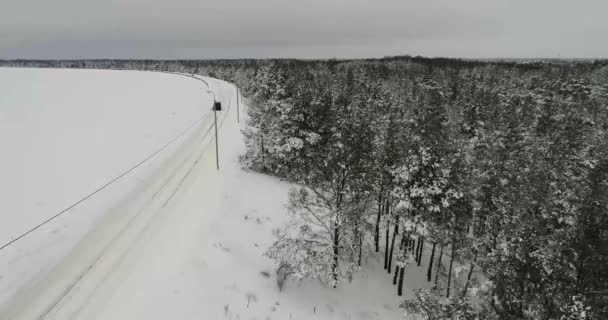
[237,59,608,320]
[3,57,607,319]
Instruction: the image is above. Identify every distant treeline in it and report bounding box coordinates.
[2,55,607,72]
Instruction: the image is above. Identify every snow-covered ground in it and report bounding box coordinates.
[0,68,208,244]
[0,68,216,310]
[0,68,437,320]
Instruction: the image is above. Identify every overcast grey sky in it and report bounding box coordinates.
[1,0,607,59]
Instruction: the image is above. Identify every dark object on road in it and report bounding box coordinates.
[213,101,222,111]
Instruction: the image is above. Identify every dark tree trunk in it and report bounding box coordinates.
[260,133,267,172]
[397,266,405,296]
[447,243,455,297]
[435,244,444,286]
[387,216,399,273]
[576,257,585,291]
[358,227,363,267]
[384,218,390,270]
[414,237,421,262]
[393,265,400,285]
[462,248,478,297]
[332,225,339,288]
[374,195,383,252]
[427,243,437,282]
[354,219,363,267]
[417,237,425,266]
[383,198,390,269]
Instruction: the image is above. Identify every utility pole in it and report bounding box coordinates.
[214,103,219,171]
[208,90,220,171]
[236,86,240,123]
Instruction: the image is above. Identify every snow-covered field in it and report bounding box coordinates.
[0,68,425,320]
[0,68,215,310]
[0,68,208,244]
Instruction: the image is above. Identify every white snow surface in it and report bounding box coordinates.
[0,68,208,244]
[0,68,428,320]
[0,68,215,309]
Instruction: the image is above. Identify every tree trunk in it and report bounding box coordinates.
[427,243,437,282]
[332,224,339,288]
[462,248,478,297]
[374,195,382,252]
[357,225,363,266]
[354,219,363,267]
[576,257,585,291]
[417,237,425,266]
[414,237,421,262]
[260,133,267,172]
[435,244,444,286]
[383,198,390,269]
[447,243,455,297]
[384,217,390,270]
[387,216,399,273]
[393,265,400,285]
[397,266,405,296]
[358,227,363,267]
